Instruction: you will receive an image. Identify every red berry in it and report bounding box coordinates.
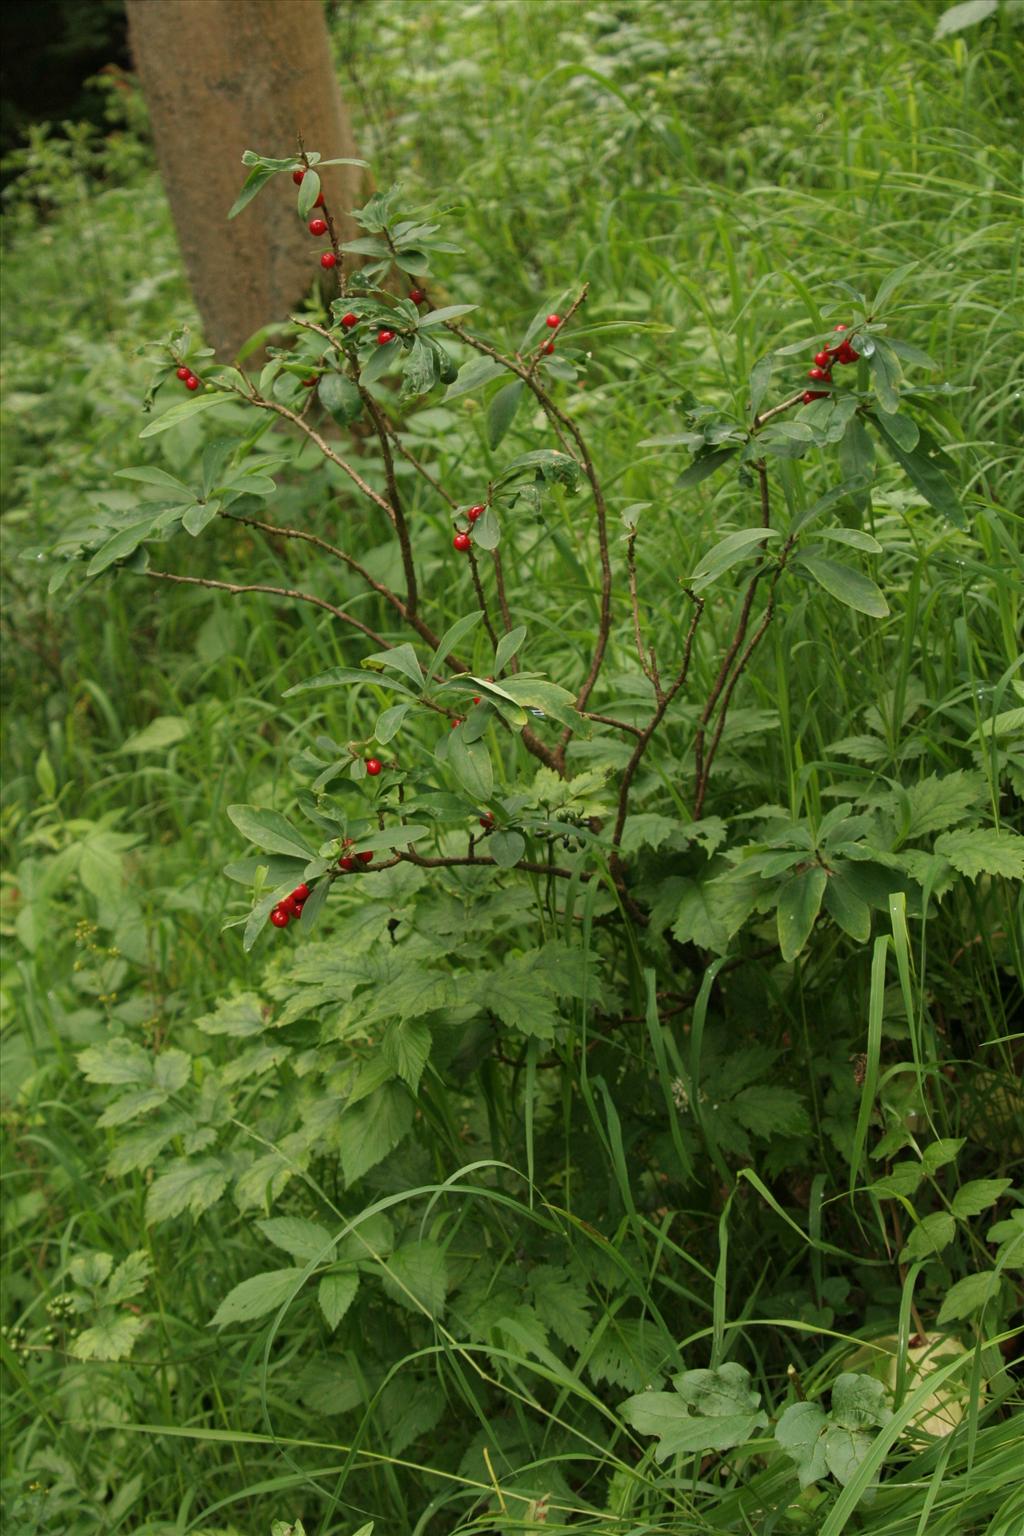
[467,503,485,522]
[338,855,355,872]
[802,390,829,402]
[813,350,832,368]
[292,901,304,918]
[302,376,317,387]
[834,323,848,333]
[321,251,337,269]
[270,906,290,928]
[453,531,472,552]
[807,367,832,382]
[451,718,463,729]
[472,696,481,705]
[358,850,373,864]
[314,192,324,207]
[185,375,200,390]
[291,884,310,903]
[836,341,859,365]
[308,218,328,237]
[340,312,358,329]
[175,366,190,380]
[378,329,396,345]
[546,314,560,328]
[366,757,383,776]
[409,288,425,305]
[542,341,555,355]
[479,814,494,830]
[292,168,305,185]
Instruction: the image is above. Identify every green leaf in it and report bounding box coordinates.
[621,1391,766,1462]
[181,498,221,535]
[417,304,478,328]
[494,625,527,674]
[284,665,413,698]
[119,714,191,754]
[138,392,231,438]
[672,872,760,955]
[690,527,779,590]
[87,516,159,576]
[318,1269,359,1331]
[777,865,828,961]
[375,703,411,744]
[256,1217,335,1263]
[360,338,401,387]
[428,611,482,676]
[798,554,889,619]
[731,1086,811,1139]
[228,163,278,219]
[776,1402,829,1488]
[296,169,321,219]
[444,355,507,401]
[871,418,965,528]
[902,771,984,838]
[227,805,315,860]
[870,1162,923,1199]
[900,1212,956,1262]
[488,830,525,868]
[78,1041,153,1086]
[823,870,871,943]
[749,354,774,418]
[446,728,493,800]
[211,1267,306,1326]
[934,0,998,40]
[871,262,919,314]
[951,1179,1012,1218]
[823,1424,876,1488]
[529,1266,594,1354]
[366,643,423,689]
[831,1373,892,1431]
[145,1158,230,1223]
[487,378,525,449]
[676,447,738,488]
[382,1017,432,1090]
[866,337,903,413]
[70,1313,145,1362]
[933,828,1024,881]
[115,465,192,493]
[381,1239,448,1318]
[318,373,363,425]
[338,1082,414,1186]
[493,675,579,731]
[937,1269,1001,1324]
[921,1138,965,1175]
[818,527,883,554]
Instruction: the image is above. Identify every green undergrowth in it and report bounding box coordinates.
[1,3,1021,1534]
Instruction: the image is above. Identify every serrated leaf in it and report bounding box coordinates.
[922,1138,965,1174]
[78,1041,154,1086]
[731,1086,811,1139]
[338,1082,413,1186]
[146,1158,230,1223]
[902,771,984,838]
[937,1269,1000,1323]
[951,1179,1012,1218]
[256,1216,335,1263]
[70,1313,146,1362]
[227,805,315,860]
[900,1212,956,1262]
[529,1266,593,1354]
[381,1240,447,1318]
[777,865,828,961]
[798,554,889,619]
[382,1016,431,1089]
[211,1267,306,1326]
[318,1269,359,1331]
[934,828,1024,881]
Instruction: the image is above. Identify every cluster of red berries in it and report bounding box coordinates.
[452,503,485,554]
[293,169,337,270]
[801,324,859,403]
[542,313,560,356]
[338,836,374,872]
[175,365,200,392]
[270,882,309,929]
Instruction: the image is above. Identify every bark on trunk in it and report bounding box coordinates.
[126,0,365,360]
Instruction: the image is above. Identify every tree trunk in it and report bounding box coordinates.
[126,0,365,360]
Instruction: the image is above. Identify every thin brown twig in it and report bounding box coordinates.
[141,569,388,647]
[467,547,500,649]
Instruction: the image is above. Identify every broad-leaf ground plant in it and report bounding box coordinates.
[38,144,1023,1531]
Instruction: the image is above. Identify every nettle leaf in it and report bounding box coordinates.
[78,1041,153,1086]
[529,1266,594,1354]
[381,1239,448,1318]
[951,1178,1012,1219]
[338,1082,414,1186]
[257,1216,335,1263]
[318,1269,360,1331]
[933,828,1024,881]
[227,805,315,860]
[382,1016,432,1090]
[921,1138,965,1174]
[146,1157,231,1224]
[731,1086,811,1139]
[211,1267,306,1327]
[901,771,984,838]
[899,1212,956,1262]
